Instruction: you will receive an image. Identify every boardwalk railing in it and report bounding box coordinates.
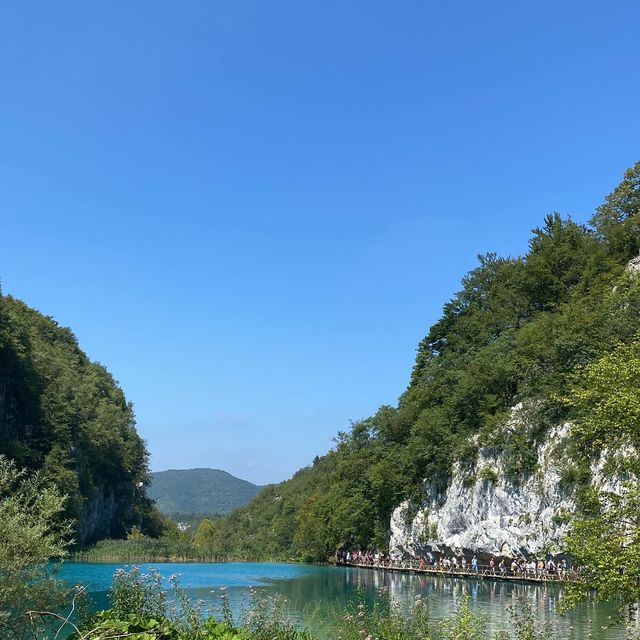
[336,559,579,584]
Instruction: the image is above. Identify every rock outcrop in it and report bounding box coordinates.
[389,406,626,560]
[626,254,640,275]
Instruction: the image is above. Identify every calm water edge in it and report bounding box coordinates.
[57,561,624,639]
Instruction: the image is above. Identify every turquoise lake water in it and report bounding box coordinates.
[57,561,625,639]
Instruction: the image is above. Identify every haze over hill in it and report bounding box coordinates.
[148,468,263,515]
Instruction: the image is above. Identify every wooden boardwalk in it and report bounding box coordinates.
[336,561,576,586]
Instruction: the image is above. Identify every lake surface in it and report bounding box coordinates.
[58,561,624,639]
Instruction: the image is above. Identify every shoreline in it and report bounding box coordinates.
[66,554,308,565]
[65,556,575,588]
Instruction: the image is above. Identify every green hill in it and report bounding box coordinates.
[210,160,640,561]
[149,468,263,515]
[0,295,159,543]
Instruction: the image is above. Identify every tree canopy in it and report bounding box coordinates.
[0,296,159,542]
[211,161,640,562]
[562,337,640,623]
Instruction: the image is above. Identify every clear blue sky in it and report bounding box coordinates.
[1,1,638,484]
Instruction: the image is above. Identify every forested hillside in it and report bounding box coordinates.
[211,161,640,561]
[0,297,159,543]
[149,468,262,514]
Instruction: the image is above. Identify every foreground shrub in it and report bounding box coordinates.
[337,588,434,640]
[0,456,75,640]
[68,567,573,640]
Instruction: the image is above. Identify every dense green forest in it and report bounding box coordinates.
[203,161,640,561]
[149,468,262,515]
[0,295,160,543]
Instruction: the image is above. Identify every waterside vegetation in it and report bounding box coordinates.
[55,566,581,640]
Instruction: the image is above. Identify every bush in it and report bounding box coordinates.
[478,467,498,485]
[439,595,486,640]
[337,588,433,640]
[0,455,76,640]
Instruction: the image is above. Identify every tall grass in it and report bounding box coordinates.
[70,538,262,563]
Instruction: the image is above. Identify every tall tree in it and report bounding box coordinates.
[590,160,640,262]
[563,337,640,631]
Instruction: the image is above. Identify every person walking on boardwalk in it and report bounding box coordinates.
[559,558,567,579]
[547,559,556,577]
[471,555,478,572]
[527,559,536,577]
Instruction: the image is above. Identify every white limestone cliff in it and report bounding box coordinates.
[389,405,626,560]
[626,254,640,275]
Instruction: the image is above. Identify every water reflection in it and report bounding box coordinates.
[255,566,622,639]
[59,562,623,640]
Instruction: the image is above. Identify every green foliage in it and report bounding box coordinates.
[477,467,498,485]
[0,455,75,640]
[562,486,640,622]
[80,566,212,639]
[336,589,434,640]
[561,337,640,624]
[149,469,262,515]
[494,597,554,640]
[439,595,486,640]
[72,535,225,563]
[78,568,312,640]
[167,511,223,530]
[590,160,640,262]
[566,337,640,460]
[194,518,219,550]
[239,588,313,640]
[0,295,158,543]
[210,162,640,562]
[74,567,584,640]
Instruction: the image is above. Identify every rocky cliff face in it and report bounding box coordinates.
[389,406,623,560]
[75,480,137,543]
[626,255,640,275]
[390,257,640,561]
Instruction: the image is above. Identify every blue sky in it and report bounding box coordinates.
[1,1,639,484]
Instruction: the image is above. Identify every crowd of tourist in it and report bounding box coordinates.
[336,548,573,581]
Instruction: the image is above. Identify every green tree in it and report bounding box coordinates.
[563,337,640,629]
[0,294,158,543]
[213,161,640,563]
[590,160,640,262]
[0,455,74,639]
[193,517,218,550]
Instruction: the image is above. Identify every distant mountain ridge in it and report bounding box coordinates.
[148,468,263,515]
